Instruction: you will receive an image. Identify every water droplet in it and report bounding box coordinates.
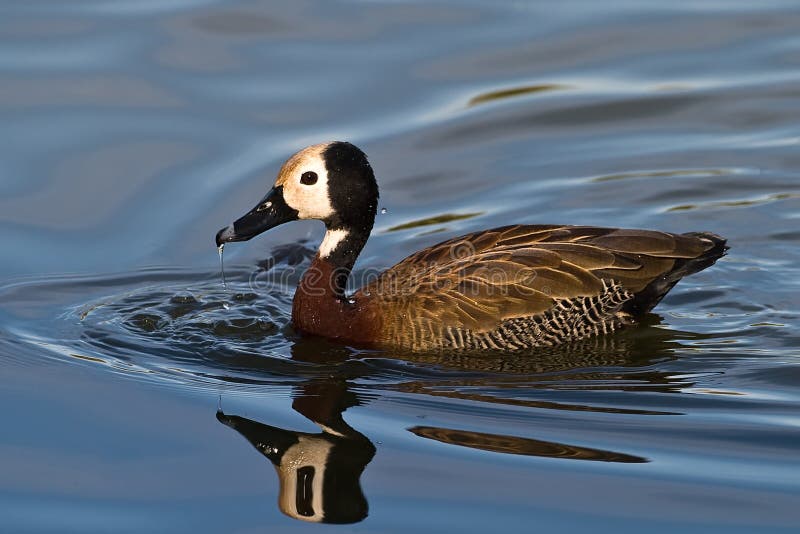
[380,207,387,214]
[347,297,356,305]
[218,244,227,289]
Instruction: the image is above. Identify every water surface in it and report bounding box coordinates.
[1,1,799,532]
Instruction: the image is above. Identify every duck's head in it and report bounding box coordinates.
[215,141,378,261]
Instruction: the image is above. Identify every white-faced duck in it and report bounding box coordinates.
[216,142,727,352]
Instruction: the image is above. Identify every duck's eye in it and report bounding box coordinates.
[300,171,318,186]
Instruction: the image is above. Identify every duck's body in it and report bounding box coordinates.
[217,142,727,353]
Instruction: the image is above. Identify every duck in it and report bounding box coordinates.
[216,141,727,352]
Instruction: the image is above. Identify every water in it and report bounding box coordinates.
[217,243,227,289]
[1,0,799,531]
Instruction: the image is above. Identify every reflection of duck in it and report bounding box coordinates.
[217,379,375,524]
[390,320,707,417]
[218,362,652,526]
[409,426,646,463]
[216,141,727,352]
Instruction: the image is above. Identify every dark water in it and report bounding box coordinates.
[2,0,800,531]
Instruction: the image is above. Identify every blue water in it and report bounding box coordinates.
[1,1,799,532]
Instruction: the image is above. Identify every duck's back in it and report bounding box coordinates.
[356,225,727,352]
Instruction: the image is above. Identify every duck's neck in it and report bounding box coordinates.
[312,228,359,296]
[293,223,369,309]
[291,224,375,342]
[311,223,371,297]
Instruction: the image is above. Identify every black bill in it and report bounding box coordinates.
[215,185,298,247]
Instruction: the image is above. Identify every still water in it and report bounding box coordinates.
[1,0,799,532]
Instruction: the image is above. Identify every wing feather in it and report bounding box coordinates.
[356,225,718,342]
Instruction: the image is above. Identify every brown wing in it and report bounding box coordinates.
[356,225,723,347]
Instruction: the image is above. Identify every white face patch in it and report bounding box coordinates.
[276,144,333,221]
[277,435,333,523]
[318,228,349,258]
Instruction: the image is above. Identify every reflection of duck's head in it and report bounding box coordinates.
[217,410,375,524]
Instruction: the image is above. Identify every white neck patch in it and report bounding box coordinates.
[319,228,349,258]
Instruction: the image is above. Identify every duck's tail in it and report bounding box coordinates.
[625,232,729,316]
